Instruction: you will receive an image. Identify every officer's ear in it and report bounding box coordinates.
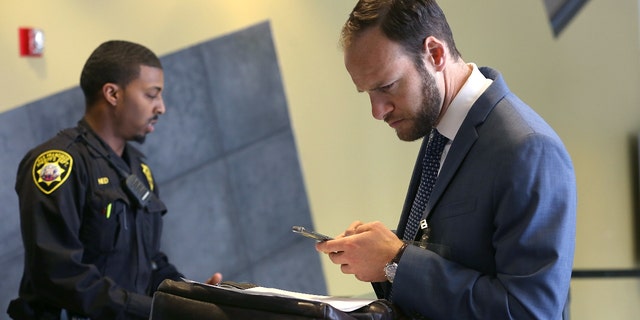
[102,83,120,107]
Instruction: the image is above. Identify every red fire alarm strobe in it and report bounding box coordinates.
[19,27,45,57]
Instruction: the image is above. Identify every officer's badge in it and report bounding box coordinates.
[141,163,154,191]
[32,150,73,194]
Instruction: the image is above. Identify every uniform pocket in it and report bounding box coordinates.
[82,190,130,253]
[140,196,167,254]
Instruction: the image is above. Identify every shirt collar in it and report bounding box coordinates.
[436,63,493,141]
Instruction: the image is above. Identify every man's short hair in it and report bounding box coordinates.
[80,40,162,106]
[341,0,461,67]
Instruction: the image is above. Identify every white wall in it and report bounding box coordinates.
[1,1,638,318]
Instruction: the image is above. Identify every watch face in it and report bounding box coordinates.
[384,262,398,283]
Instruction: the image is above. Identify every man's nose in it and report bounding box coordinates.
[157,97,166,115]
[370,95,392,120]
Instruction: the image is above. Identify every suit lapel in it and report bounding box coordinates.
[423,68,510,221]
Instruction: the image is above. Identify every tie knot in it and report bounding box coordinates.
[428,129,448,152]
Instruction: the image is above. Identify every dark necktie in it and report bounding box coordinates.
[403,129,448,241]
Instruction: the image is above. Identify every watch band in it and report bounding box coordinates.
[392,242,409,263]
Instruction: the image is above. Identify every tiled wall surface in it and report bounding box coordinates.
[0,21,326,314]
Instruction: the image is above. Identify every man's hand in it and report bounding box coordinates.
[316,221,404,282]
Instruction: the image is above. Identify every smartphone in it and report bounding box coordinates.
[292,226,333,242]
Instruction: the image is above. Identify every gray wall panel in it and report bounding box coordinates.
[0,252,23,309]
[0,107,33,244]
[200,22,291,153]
[158,159,248,282]
[23,88,84,144]
[227,130,313,257]
[0,107,33,308]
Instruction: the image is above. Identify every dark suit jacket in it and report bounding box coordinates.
[374,67,576,320]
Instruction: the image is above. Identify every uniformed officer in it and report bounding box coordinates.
[7,40,222,320]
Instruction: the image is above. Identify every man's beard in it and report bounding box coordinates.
[396,65,441,142]
[133,135,146,144]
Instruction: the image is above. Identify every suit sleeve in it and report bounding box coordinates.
[390,133,576,319]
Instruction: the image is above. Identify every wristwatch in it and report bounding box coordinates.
[384,261,398,283]
[384,242,408,283]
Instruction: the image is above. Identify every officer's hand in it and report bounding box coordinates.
[205,272,223,285]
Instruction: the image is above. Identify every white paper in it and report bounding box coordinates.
[182,279,375,312]
[244,286,375,312]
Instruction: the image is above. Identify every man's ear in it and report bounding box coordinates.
[102,83,119,107]
[423,36,446,72]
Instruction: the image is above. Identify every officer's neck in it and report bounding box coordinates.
[84,107,126,157]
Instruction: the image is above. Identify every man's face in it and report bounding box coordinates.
[345,27,442,141]
[114,65,166,143]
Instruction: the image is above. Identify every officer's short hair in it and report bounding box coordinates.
[80,40,162,106]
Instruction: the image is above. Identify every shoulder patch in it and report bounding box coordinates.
[140,163,154,191]
[32,150,73,194]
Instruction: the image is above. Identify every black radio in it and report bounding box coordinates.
[124,174,151,208]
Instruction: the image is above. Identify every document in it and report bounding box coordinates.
[183,279,376,312]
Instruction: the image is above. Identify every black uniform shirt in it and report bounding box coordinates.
[9,120,182,319]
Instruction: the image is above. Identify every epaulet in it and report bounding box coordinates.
[54,127,88,151]
[58,127,82,141]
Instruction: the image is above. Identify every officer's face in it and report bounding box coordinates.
[114,65,166,143]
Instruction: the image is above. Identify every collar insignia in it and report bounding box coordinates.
[140,163,154,191]
[32,150,73,194]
